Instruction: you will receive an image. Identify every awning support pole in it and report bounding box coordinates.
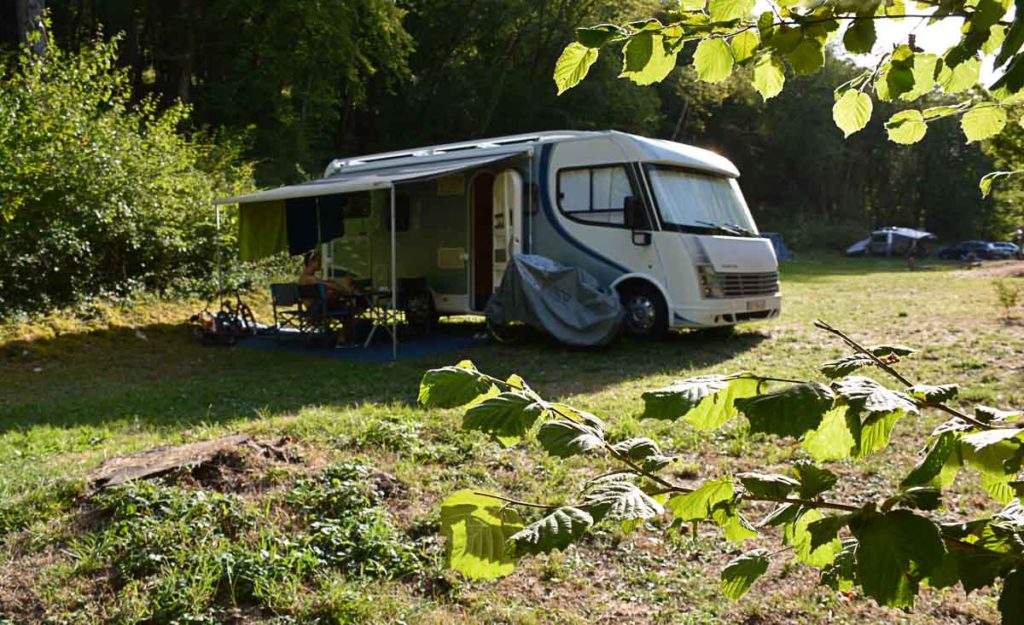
[215,204,223,292]
[390,185,398,360]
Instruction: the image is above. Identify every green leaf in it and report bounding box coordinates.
[737,382,835,439]
[712,502,759,544]
[850,510,946,608]
[793,460,838,499]
[807,513,854,551]
[985,24,1007,55]
[708,0,755,21]
[554,42,599,95]
[720,549,770,600]
[977,406,1023,423]
[821,539,858,591]
[900,53,940,101]
[694,38,735,83]
[885,109,927,144]
[642,375,759,430]
[786,39,824,75]
[621,32,679,86]
[843,19,876,54]
[508,507,593,556]
[882,487,942,511]
[923,105,962,120]
[757,11,775,40]
[982,474,1020,504]
[760,502,800,527]
[731,30,760,63]
[752,54,786,100]
[996,1,1024,67]
[833,376,917,417]
[901,431,959,488]
[868,344,914,357]
[907,384,958,403]
[577,24,620,49]
[419,361,492,407]
[961,428,1024,452]
[441,490,523,579]
[858,409,904,458]
[787,509,843,567]
[937,57,981,94]
[667,479,734,521]
[820,354,874,379]
[833,90,873,137]
[611,437,673,472]
[582,482,664,523]
[801,406,859,461]
[938,545,1021,594]
[962,104,1008,142]
[463,391,544,447]
[537,420,605,458]
[680,0,708,9]
[737,472,800,498]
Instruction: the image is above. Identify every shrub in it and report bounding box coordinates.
[0,35,253,314]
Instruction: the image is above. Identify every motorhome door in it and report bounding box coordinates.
[492,169,523,290]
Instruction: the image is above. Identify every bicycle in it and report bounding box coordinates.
[189,282,258,346]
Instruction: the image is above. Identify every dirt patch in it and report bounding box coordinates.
[956,259,1024,278]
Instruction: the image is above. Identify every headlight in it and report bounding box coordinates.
[697,264,724,298]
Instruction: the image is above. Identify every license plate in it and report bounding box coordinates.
[746,299,767,312]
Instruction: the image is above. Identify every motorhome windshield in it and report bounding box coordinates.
[646,166,756,235]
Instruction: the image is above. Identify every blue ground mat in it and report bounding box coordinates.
[238,327,490,363]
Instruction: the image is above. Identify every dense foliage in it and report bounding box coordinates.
[0,37,252,313]
[420,322,1024,622]
[12,1,1017,244]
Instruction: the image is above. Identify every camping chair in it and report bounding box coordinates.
[397,277,435,337]
[297,283,350,344]
[269,283,302,333]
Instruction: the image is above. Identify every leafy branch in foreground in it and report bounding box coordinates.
[420,321,1024,622]
[554,0,1024,195]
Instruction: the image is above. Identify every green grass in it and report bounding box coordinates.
[1,256,1021,624]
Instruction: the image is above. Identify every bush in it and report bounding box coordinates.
[0,36,254,314]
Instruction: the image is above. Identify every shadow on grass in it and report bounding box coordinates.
[0,318,766,433]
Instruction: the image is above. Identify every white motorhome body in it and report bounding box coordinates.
[220,130,781,336]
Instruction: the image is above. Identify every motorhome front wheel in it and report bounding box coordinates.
[620,285,667,339]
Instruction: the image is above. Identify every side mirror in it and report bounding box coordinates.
[623,196,652,246]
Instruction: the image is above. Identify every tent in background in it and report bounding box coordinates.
[846,227,935,256]
[761,232,793,261]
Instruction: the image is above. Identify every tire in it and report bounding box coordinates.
[619,284,668,339]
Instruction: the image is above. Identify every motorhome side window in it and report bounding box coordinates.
[557,165,634,226]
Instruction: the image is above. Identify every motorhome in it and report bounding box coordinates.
[218,130,781,338]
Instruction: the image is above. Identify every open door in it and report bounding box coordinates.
[492,169,523,289]
[471,173,495,311]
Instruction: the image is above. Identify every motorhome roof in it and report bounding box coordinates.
[323,130,739,178]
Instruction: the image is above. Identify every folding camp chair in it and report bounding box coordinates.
[269,283,303,333]
[297,283,350,344]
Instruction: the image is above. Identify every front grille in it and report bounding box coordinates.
[719,272,779,297]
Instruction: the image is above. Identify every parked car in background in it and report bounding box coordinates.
[935,240,1001,260]
[991,241,1021,259]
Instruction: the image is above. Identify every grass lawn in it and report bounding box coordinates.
[1,256,1022,624]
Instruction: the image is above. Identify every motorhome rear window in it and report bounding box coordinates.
[557,165,634,226]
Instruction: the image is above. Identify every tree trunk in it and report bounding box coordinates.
[15,0,46,55]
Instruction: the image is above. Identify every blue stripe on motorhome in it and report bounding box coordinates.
[537,144,629,276]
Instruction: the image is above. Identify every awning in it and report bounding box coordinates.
[214,152,525,205]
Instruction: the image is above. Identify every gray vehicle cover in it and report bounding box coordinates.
[485,254,624,347]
